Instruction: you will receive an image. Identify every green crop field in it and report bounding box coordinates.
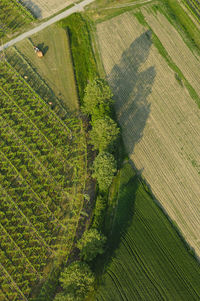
[183,0,200,20]
[0,60,87,300]
[95,163,200,301]
[0,0,34,39]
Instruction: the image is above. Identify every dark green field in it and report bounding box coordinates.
[0,60,87,300]
[95,164,200,300]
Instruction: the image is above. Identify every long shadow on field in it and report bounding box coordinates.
[108,30,155,155]
[93,31,156,274]
[22,0,42,19]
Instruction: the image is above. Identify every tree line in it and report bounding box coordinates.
[53,79,120,301]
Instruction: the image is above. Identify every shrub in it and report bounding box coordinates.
[77,229,107,261]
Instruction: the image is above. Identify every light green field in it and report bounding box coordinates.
[6,24,78,111]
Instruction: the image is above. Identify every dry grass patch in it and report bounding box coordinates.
[97,12,200,256]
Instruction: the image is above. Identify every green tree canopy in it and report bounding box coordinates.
[92,152,117,191]
[89,116,120,152]
[92,195,107,229]
[58,261,94,301]
[77,229,107,261]
[54,292,69,301]
[82,79,113,118]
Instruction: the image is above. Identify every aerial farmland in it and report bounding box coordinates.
[97,5,200,258]
[20,0,78,19]
[0,0,200,300]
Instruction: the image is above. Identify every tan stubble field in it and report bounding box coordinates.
[21,0,78,19]
[97,12,200,256]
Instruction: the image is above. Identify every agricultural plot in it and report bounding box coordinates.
[184,0,200,20]
[96,164,200,300]
[21,0,78,19]
[0,61,87,300]
[142,8,200,100]
[6,24,79,111]
[97,11,200,256]
[0,0,34,39]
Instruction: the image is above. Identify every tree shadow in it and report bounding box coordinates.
[37,42,49,56]
[93,30,156,276]
[21,0,42,19]
[108,30,156,155]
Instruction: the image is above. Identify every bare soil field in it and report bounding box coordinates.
[97,12,200,256]
[21,0,78,19]
[142,8,200,98]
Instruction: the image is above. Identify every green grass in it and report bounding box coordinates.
[161,0,200,51]
[183,0,200,22]
[60,13,98,104]
[6,24,79,111]
[150,31,200,108]
[94,163,200,300]
[132,7,200,108]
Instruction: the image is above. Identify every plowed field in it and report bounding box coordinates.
[97,11,200,256]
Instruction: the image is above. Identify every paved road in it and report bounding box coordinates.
[0,0,94,52]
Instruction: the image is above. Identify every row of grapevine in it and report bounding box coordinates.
[0,60,88,300]
[0,0,34,38]
[184,0,200,20]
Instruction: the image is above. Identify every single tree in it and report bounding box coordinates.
[92,152,117,191]
[77,229,107,261]
[82,79,113,118]
[89,116,120,152]
[59,261,94,300]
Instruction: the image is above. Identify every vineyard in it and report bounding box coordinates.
[0,0,34,39]
[96,164,200,300]
[184,0,200,20]
[0,60,87,300]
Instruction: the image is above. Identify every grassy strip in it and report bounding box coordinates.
[162,0,200,50]
[0,0,35,39]
[151,31,200,108]
[95,163,200,300]
[60,13,98,104]
[183,0,200,21]
[134,8,200,108]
